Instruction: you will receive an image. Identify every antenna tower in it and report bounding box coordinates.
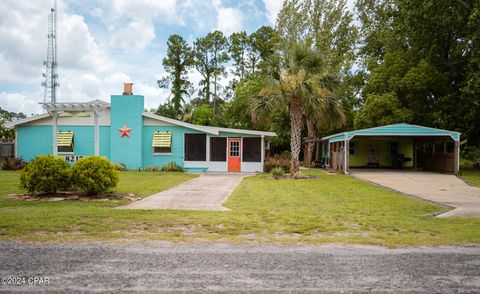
[42,0,59,103]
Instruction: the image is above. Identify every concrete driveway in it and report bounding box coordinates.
[118,173,248,211]
[351,170,480,218]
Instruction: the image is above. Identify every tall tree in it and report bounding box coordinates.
[248,26,280,74]
[249,45,343,177]
[228,27,280,94]
[194,31,230,114]
[277,0,358,74]
[356,0,480,144]
[158,35,194,118]
[229,31,249,80]
[0,107,26,139]
[276,0,356,163]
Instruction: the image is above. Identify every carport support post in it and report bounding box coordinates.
[454,141,460,174]
[344,138,350,175]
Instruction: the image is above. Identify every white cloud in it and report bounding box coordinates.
[59,14,114,72]
[104,0,182,52]
[262,0,283,24]
[0,92,43,115]
[216,7,244,35]
[0,0,273,115]
[109,20,156,52]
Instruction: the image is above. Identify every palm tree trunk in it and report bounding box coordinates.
[289,99,303,178]
[304,118,315,167]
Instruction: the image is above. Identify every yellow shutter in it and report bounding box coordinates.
[152,131,172,148]
[57,131,74,147]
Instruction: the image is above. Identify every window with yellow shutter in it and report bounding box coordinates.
[152,131,172,154]
[58,131,74,153]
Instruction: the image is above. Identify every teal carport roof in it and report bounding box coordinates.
[321,123,460,143]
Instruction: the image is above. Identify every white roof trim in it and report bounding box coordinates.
[142,113,218,135]
[3,114,51,129]
[142,112,276,137]
[40,100,110,113]
[5,111,277,138]
[202,126,276,137]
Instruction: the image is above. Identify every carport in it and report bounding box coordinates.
[315,123,461,175]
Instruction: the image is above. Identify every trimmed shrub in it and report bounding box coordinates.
[161,162,183,172]
[1,157,26,170]
[20,155,71,194]
[72,156,119,195]
[264,154,291,173]
[270,167,285,179]
[113,163,127,171]
[143,166,160,172]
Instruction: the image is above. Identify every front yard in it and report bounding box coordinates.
[460,169,480,187]
[0,170,479,247]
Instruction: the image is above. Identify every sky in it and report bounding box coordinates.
[0,0,284,116]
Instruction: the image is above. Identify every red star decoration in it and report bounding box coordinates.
[118,124,131,137]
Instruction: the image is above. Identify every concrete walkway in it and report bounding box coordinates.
[118,174,248,211]
[351,170,480,218]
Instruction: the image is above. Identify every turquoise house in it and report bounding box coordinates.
[315,124,461,174]
[5,84,276,172]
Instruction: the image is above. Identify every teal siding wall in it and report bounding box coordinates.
[142,126,195,168]
[17,125,111,162]
[17,126,52,161]
[99,126,111,158]
[58,126,94,156]
[110,95,144,169]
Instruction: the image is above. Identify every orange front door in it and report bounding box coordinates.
[228,138,241,172]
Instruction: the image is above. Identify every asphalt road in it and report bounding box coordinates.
[0,242,479,293]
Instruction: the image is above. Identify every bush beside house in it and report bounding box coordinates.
[264,153,291,173]
[19,155,71,194]
[72,156,119,195]
[20,155,119,196]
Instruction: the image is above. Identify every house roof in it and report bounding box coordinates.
[3,113,51,129]
[321,123,460,142]
[143,112,276,137]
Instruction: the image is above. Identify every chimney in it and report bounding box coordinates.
[123,83,133,95]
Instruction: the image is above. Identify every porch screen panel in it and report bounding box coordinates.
[242,137,261,162]
[210,137,226,161]
[184,134,206,161]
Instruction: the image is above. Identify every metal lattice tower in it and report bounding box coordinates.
[42,0,59,103]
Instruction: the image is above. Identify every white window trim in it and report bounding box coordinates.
[58,152,75,155]
[153,152,173,156]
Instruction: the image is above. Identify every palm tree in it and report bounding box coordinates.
[249,44,344,177]
[303,86,345,167]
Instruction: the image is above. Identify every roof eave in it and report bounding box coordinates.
[3,114,51,129]
[142,112,219,135]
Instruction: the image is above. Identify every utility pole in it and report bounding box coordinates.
[42,0,59,103]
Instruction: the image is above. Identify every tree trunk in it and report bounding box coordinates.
[289,99,303,178]
[304,118,315,167]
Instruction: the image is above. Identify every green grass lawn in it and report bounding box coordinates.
[0,170,479,247]
[459,169,480,187]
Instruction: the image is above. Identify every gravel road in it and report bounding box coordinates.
[0,242,479,292]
